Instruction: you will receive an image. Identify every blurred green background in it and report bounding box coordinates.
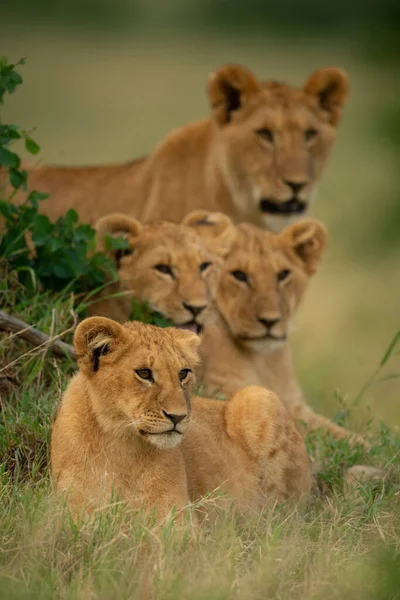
[1,0,399,428]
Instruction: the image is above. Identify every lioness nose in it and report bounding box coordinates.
[183,303,206,317]
[258,317,280,330]
[162,410,187,426]
[284,180,307,194]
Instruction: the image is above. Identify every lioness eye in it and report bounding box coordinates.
[179,368,191,382]
[199,262,212,273]
[277,269,291,282]
[257,128,274,143]
[305,128,318,142]
[231,270,249,284]
[154,264,174,277]
[135,368,154,382]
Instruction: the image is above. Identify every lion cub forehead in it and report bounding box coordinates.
[123,320,176,343]
[139,222,208,253]
[122,321,199,358]
[233,223,280,256]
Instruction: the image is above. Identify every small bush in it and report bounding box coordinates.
[0,57,118,298]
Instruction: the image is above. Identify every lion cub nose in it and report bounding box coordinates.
[258,317,280,330]
[183,303,206,317]
[162,410,187,426]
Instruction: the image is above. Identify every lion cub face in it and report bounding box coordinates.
[75,317,200,449]
[189,214,327,350]
[208,64,348,231]
[218,220,327,348]
[96,214,232,333]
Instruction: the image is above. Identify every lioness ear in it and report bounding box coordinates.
[74,317,126,373]
[208,64,262,126]
[304,67,349,126]
[281,219,327,275]
[95,213,142,268]
[183,210,236,257]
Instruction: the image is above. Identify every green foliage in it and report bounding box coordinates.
[0,57,41,195]
[0,58,116,297]
[0,197,116,295]
[130,298,174,327]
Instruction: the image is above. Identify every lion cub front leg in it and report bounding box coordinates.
[225,386,312,507]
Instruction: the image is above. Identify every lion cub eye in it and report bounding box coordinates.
[135,368,154,382]
[199,262,212,273]
[305,128,318,142]
[257,128,274,143]
[231,270,249,284]
[154,264,174,277]
[179,368,192,382]
[277,269,291,282]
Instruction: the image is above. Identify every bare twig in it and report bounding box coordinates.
[0,310,76,359]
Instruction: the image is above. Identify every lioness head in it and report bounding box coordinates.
[95,212,232,332]
[74,317,200,449]
[189,213,327,349]
[208,64,348,231]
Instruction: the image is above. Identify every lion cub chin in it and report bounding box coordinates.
[51,317,312,519]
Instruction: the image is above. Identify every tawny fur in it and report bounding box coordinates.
[187,212,366,445]
[10,65,348,232]
[90,212,232,326]
[51,318,312,518]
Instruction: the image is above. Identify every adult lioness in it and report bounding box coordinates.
[186,211,366,445]
[51,317,312,518]
[90,212,232,329]
[19,64,348,231]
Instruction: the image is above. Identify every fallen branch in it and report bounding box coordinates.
[0,310,76,359]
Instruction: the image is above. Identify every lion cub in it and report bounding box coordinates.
[186,211,366,445]
[51,317,312,518]
[90,212,232,329]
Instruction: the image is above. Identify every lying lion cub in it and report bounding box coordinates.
[187,212,366,445]
[90,212,233,329]
[17,64,348,232]
[51,317,312,517]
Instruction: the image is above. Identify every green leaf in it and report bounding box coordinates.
[0,200,17,220]
[0,124,22,141]
[25,137,40,155]
[74,224,95,243]
[105,234,130,251]
[28,190,50,208]
[52,263,73,279]
[0,147,21,168]
[9,168,27,190]
[63,209,79,228]
[31,215,54,246]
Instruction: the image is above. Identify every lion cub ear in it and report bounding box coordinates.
[208,64,262,126]
[74,316,126,374]
[304,67,349,126]
[95,213,142,268]
[169,328,201,368]
[281,219,327,275]
[183,210,236,257]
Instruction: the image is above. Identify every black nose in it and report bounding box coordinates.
[284,180,307,195]
[183,303,206,317]
[258,317,280,330]
[162,410,187,426]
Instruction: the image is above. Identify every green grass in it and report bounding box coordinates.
[1,272,399,599]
